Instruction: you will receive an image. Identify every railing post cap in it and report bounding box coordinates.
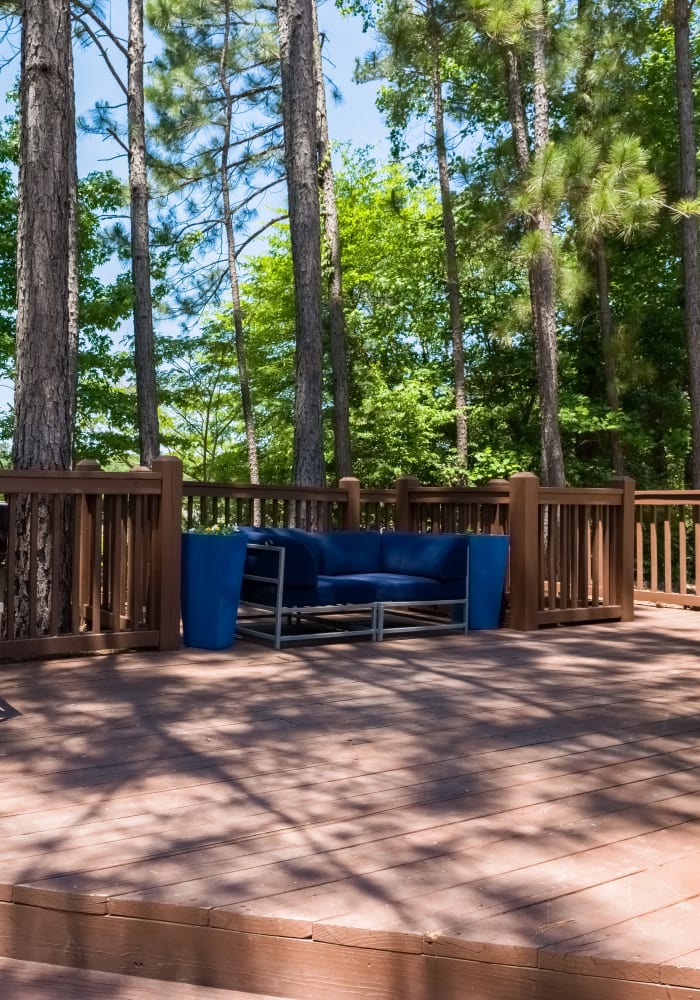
[75,459,101,471]
[509,471,539,481]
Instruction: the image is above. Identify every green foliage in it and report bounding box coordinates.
[159,316,249,481]
[1,0,698,489]
[0,108,143,466]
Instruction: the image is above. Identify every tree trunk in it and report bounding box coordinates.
[13,0,76,636]
[594,236,624,475]
[430,36,467,481]
[277,0,325,488]
[219,0,261,494]
[673,0,700,488]
[504,20,565,488]
[128,0,160,467]
[528,229,565,487]
[313,0,352,481]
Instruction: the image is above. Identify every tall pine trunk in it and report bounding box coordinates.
[277,0,325,487]
[673,0,700,488]
[128,0,160,467]
[428,1,467,482]
[313,1,352,481]
[504,15,565,488]
[220,0,261,493]
[13,0,77,635]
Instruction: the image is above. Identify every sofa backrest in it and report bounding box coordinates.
[240,527,470,587]
[381,532,469,580]
[315,530,383,575]
[239,526,320,588]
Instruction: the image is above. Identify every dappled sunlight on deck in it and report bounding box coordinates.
[2,606,700,998]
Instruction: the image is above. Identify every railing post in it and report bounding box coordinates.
[153,456,183,650]
[339,476,361,531]
[610,476,635,622]
[395,476,420,532]
[508,472,540,631]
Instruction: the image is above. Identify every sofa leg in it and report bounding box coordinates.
[374,604,383,641]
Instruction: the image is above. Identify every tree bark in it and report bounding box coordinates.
[504,18,566,488]
[313,1,352,481]
[219,0,261,493]
[277,0,325,487]
[673,0,700,488]
[13,0,76,635]
[128,0,160,467]
[430,34,467,481]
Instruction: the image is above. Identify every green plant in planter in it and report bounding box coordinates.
[186,522,239,535]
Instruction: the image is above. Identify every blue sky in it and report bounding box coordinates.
[72,0,391,178]
[0,2,393,412]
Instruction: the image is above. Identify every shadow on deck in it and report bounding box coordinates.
[1,606,700,999]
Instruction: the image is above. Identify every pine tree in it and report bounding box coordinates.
[277,0,325,487]
[147,0,284,488]
[12,0,77,633]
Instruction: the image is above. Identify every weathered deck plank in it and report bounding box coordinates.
[0,957,288,999]
[2,606,700,998]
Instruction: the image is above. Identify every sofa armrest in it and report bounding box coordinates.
[263,528,320,587]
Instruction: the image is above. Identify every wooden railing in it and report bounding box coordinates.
[181,476,512,534]
[0,457,182,660]
[186,477,700,618]
[183,472,635,631]
[508,473,635,630]
[0,463,640,661]
[634,491,700,609]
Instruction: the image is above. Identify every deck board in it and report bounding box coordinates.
[3,606,700,998]
[0,957,289,999]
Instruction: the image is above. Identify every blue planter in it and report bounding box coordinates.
[181,532,247,650]
[467,534,510,630]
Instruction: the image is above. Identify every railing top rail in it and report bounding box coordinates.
[0,469,164,495]
[405,486,510,502]
[358,489,397,502]
[635,490,700,503]
[539,487,623,505]
[183,481,350,501]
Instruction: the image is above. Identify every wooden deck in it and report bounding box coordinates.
[3,606,700,999]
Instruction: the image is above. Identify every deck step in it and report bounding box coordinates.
[0,957,292,999]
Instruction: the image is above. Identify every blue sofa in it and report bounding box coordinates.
[236,528,490,648]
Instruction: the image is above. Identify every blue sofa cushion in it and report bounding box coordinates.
[240,528,471,612]
[241,579,320,608]
[381,532,469,581]
[316,575,378,605]
[315,531,383,576]
[367,573,467,603]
